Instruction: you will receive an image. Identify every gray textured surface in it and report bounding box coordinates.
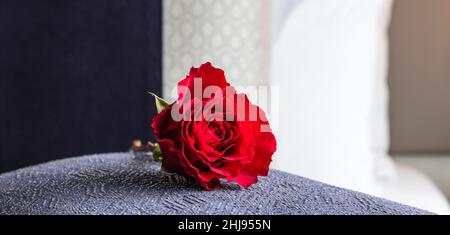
[0,153,431,215]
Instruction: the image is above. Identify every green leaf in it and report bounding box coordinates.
[152,143,163,162]
[148,92,170,113]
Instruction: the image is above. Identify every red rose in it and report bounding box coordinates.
[151,62,277,190]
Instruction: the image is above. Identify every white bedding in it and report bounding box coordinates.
[378,164,450,215]
[271,0,394,195]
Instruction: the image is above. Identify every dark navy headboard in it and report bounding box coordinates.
[0,0,162,172]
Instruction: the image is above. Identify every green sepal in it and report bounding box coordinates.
[148,92,170,114]
[152,143,163,162]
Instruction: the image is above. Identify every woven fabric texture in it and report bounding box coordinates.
[0,153,431,215]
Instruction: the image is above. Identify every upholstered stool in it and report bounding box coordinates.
[0,153,431,215]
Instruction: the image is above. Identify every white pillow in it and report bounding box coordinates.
[270,0,394,195]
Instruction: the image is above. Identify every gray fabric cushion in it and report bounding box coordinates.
[0,153,431,215]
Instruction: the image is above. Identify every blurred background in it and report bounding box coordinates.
[0,0,449,214]
[388,0,450,214]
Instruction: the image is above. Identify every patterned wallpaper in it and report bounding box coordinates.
[163,0,271,99]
